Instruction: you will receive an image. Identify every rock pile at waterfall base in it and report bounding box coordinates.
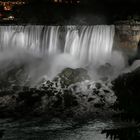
[0,68,117,120]
[53,68,90,87]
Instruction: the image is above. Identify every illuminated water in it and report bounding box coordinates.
[0,25,119,82]
[0,25,114,65]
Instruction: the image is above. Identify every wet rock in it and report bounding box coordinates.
[53,68,90,87]
[88,97,95,102]
[115,24,140,53]
[95,83,102,89]
[0,70,117,120]
[63,90,78,108]
[94,103,104,108]
[68,80,117,119]
[93,88,99,95]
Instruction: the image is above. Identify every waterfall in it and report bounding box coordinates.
[0,25,115,65]
[64,26,115,65]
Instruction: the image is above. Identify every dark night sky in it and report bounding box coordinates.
[29,0,139,4]
[24,0,140,24]
[29,0,140,11]
[1,0,139,24]
[27,0,140,9]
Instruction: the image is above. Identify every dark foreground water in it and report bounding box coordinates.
[0,118,139,140]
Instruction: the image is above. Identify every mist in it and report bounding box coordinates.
[0,25,129,87]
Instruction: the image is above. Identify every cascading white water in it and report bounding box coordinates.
[64,26,115,65]
[0,26,60,54]
[0,25,115,65]
[0,25,121,83]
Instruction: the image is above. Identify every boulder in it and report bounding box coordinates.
[53,68,90,87]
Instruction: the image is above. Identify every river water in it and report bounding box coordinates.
[0,118,137,140]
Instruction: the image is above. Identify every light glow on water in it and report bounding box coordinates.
[0,25,115,65]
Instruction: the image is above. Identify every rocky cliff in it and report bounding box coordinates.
[115,21,140,57]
